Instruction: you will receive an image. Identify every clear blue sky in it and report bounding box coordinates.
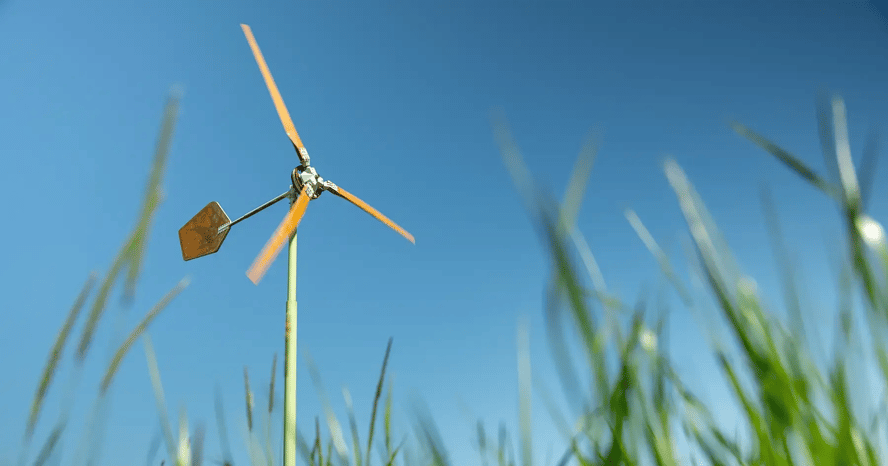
[2,1,888,465]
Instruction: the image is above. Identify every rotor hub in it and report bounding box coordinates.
[292,165,324,199]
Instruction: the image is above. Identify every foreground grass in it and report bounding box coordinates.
[482,93,888,466]
[12,91,888,466]
[14,89,191,466]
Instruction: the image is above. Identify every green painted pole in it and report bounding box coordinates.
[283,196,298,466]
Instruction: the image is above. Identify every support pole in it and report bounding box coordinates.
[283,196,298,466]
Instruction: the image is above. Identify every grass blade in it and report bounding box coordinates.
[177,407,191,466]
[144,333,177,465]
[858,129,880,211]
[304,350,350,460]
[123,88,182,304]
[100,278,189,392]
[517,317,532,466]
[343,387,362,466]
[268,354,277,416]
[145,425,163,466]
[817,90,842,187]
[560,129,600,233]
[493,111,605,409]
[625,208,692,306]
[75,238,133,363]
[476,420,488,466]
[731,121,841,200]
[244,367,253,433]
[384,378,394,466]
[412,403,450,466]
[265,353,276,466]
[26,272,97,438]
[213,386,234,466]
[830,96,862,207]
[366,338,393,464]
[77,90,182,363]
[190,423,205,466]
[31,421,64,466]
[759,186,807,347]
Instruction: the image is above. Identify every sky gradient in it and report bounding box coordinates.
[2,1,888,465]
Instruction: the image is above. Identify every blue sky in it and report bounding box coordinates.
[2,1,888,465]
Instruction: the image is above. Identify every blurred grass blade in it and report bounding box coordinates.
[384,378,395,466]
[731,121,841,200]
[27,272,97,438]
[244,367,254,433]
[517,317,532,466]
[663,158,739,313]
[817,90,842,187]
[295,423,313,464]
[144,333,178,464]
[78,361,115,465]
[78,90,182,362]
[412,402,451,466]
[737,96,882,312]
[100,277,189,392]
[569,228,611,302]
[312,416,322,466]
[625,208,692,306]
[31,421,63,466]
[491,109,539,222]
[177,407,191,466]
[343,387,362,466]
[830,96,861,207]
[268,353,277,416]
[304,349,350,459]
[190,423,205,466]
[493,111,604,412]
[560,130,600,233]
[75,238,133,363]
[759,186,806,346]
[532,376,573,442]
[145,425,163,466]
[384,437,406,466]
[34,420,67,466]
[543,281,586,414]
[542,185,608,405]
[367,337,393,464]
[124,88,182,305]
[476,420,488,465]
[265,353,277,466]
[858,128,880,211]
[213,386,234,466]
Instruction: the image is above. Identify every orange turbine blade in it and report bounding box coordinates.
[246,187,311,284]
[330,186,415,244]
[240,24,307,155]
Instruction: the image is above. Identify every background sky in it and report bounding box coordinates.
[2,1,888,465]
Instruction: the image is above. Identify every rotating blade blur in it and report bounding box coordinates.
[240,24,310,166]
[246,186,311,285]
[327,184,415,244]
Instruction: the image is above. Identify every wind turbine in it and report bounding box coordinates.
[177,24,414,466]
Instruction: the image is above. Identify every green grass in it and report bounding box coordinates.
[12,89,888,466]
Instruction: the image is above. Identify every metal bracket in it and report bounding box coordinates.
[298,147,311,167]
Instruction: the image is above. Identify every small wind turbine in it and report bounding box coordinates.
[177,24,414,466]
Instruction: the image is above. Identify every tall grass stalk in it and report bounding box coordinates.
[469,92,888,466]
[16,89,190,466]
